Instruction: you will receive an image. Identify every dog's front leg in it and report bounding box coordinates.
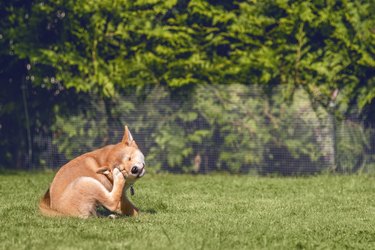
[117,191,139,216]
[100,168,125,211]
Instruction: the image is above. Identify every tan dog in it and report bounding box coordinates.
[39,126,145,218]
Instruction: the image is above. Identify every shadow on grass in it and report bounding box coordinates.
[143,208,157,214]
[97,206,157,218]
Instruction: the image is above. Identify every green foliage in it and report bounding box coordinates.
[52,108,108,159]
[1,0,375,172]
[336,119,373,172]
[230,0,375,110]
[10,0,372,102]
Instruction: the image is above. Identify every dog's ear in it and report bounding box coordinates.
[122,126,136,147]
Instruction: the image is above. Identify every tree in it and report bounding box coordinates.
[1,0,374,172]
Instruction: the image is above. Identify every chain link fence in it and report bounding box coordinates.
[30,85,375,175]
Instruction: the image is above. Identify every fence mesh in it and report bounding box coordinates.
[30,84,375,175]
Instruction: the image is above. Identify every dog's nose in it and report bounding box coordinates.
[131,166,138,174]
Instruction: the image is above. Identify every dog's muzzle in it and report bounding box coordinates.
[137,167,146,178]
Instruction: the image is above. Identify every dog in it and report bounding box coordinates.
[39,126,146,218]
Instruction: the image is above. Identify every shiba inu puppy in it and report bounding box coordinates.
[39,126,145,218]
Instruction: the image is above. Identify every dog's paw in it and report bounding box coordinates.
[108,214,118,219]
[113,167,120,174]
[113,168,125,184]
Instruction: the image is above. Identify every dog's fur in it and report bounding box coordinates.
[39,126,145,218]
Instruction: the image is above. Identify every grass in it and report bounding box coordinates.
[0,172,374,250]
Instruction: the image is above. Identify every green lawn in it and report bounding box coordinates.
[0,172,374,250]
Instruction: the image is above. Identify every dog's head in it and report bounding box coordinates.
[106,126,146,184]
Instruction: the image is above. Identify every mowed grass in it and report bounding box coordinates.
[0,172,374,250]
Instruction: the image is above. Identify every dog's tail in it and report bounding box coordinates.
[39,188,64,217]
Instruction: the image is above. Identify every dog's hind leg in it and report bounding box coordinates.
[119,194,139,216]
[55,168,125,217]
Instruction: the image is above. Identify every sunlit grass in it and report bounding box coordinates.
[0,172,374,249]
